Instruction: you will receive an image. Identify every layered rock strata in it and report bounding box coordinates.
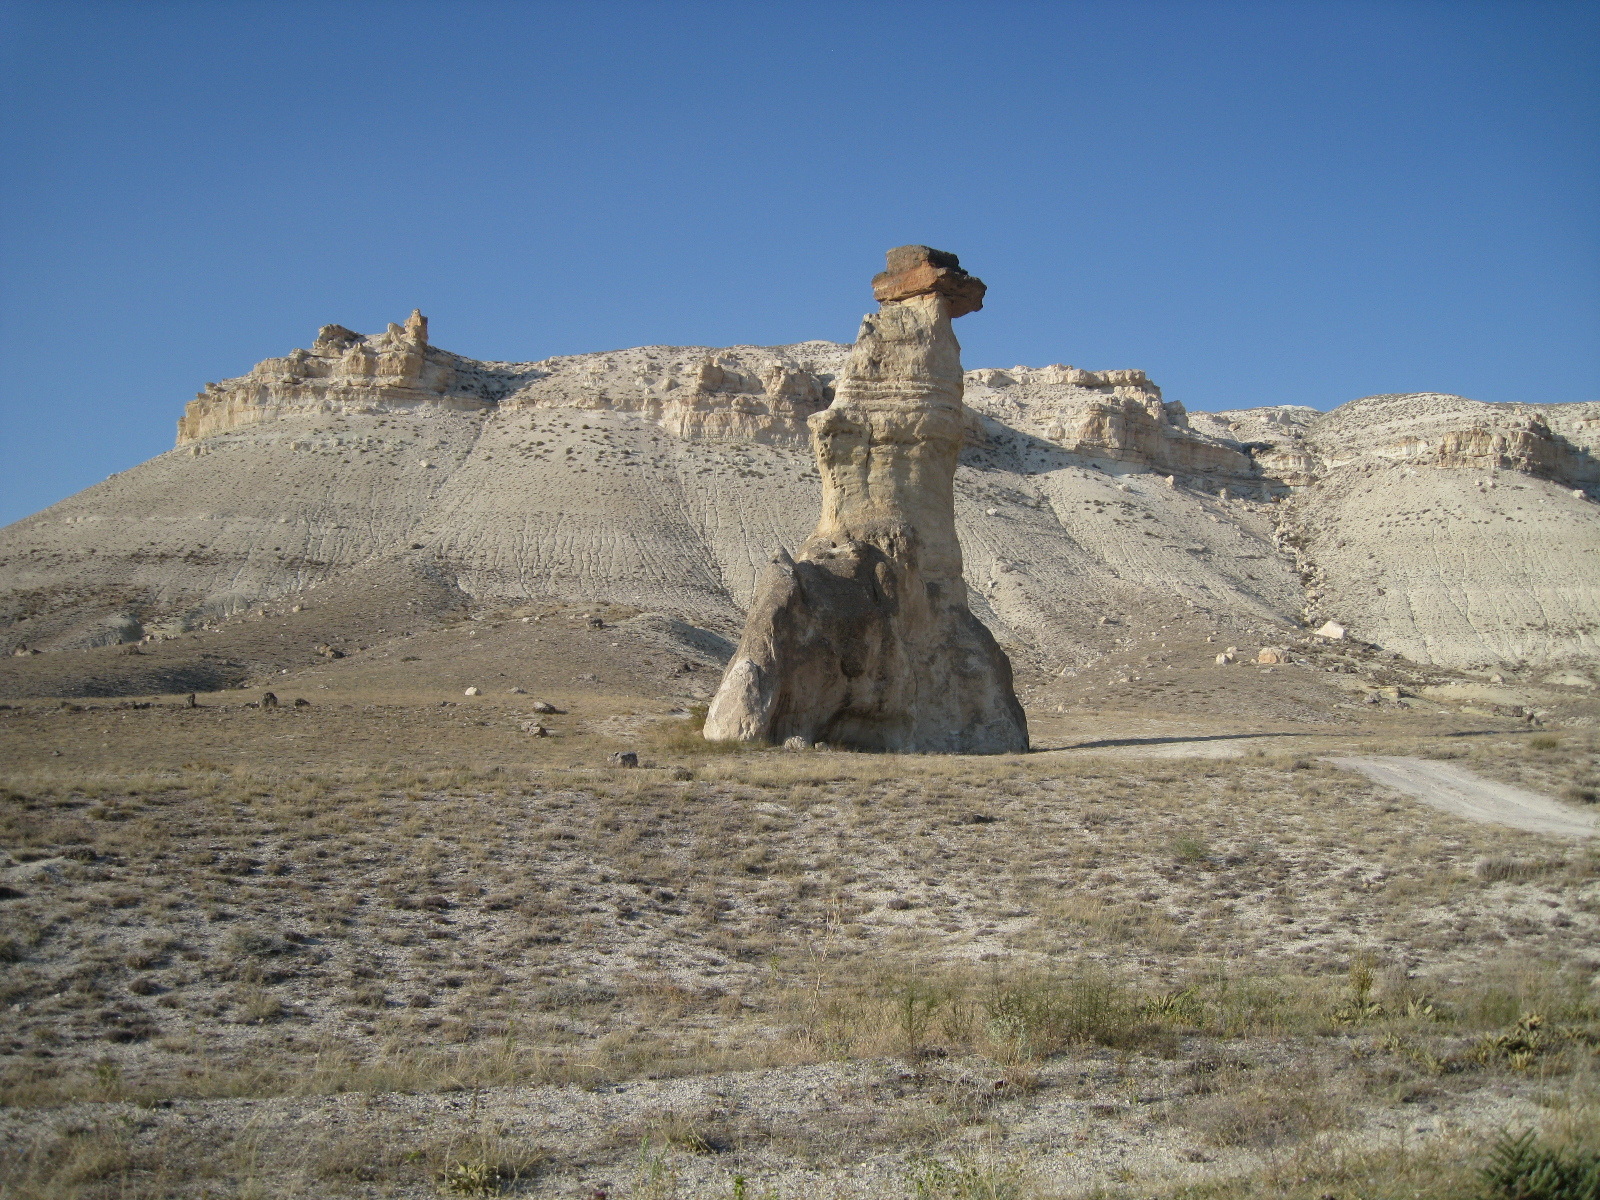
[176,311,1599,498]
[703,248,1029,753]
[7,281,1599,675]
[175,311,533,443]
[1305,393,1600,488]
[178,312,846,449]
[498,344,841,445]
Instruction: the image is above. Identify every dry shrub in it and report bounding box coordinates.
[1182,1065,1349,1148]
[647,705,751,757]
[0,1124,143,1199]
[1477,856,1562,883]
[770,965,1180,1067]
[0,1122,247,1200]
[1450,960,1598,1032]
[644,1108,739,1155]
[903,1151,1032,1199]
[981,970,1154,1061]
[432,1133,551,1196]
[1152,1131,1483,1199]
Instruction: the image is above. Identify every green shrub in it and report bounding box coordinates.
[1479,1130,1600,1200]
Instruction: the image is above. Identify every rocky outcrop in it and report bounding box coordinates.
[177,318,845,449]
[962,383,1599,499]
[962,367,1265,490]
[499,343,843,446]
[176,311,530,443]
[703,248,1028,753]
[1305,393,1600,490]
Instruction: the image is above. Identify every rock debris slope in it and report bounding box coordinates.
[2,299,1597,678]
[704,247,1028,752]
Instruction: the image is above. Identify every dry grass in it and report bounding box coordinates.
[2,711,1598,1196]
[1419,728,1600,808]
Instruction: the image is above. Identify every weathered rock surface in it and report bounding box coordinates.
[704,249,1027,753]
[3,304,1599,679]
[179,309,847,448]
[176,311,531,443]
[499,342,842,445]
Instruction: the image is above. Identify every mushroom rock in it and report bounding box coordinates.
[703,247,1028,753]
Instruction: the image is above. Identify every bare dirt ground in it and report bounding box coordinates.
[2,604,1598,1198]
[1329,756,1600,840]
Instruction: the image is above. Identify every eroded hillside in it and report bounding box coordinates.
[1,314,1596,686]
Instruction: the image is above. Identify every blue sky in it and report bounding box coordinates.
[2,0,1596,525]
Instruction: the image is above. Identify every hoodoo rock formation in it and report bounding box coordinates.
[702,248,1029,753]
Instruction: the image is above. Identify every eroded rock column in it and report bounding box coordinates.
[704,247,1028,753]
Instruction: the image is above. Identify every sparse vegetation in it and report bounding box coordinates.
[2,687,1597,1195]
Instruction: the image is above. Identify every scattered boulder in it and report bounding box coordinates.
[782,735,811,751]
[315,644,345,659]
[1314,620,1347,640]
[530,701,560,714]
[520,722,548,737]
[1214,652,1235,666]
[1257,648,1287,665]
[104,613,144,645]
[293,697,310,707]
[463,686,480,696]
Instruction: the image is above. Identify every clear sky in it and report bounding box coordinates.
[1,0,1596,525]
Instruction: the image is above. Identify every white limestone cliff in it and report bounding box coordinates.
[3,303,1596,675]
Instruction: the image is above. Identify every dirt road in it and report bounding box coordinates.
[1329,755,1598,839]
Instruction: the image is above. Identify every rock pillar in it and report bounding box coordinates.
[704,247,1029,753]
